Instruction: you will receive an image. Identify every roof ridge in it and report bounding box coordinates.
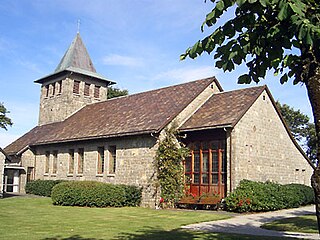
[214,85,266,95]
[92,77,217,105]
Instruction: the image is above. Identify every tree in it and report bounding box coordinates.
[180,0,320,232]
[276,101,317,164]
[0,103,13,130]
[155,124,189,208]
[107,86,128,99]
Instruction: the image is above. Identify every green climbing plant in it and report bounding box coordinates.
[155,124,189,208]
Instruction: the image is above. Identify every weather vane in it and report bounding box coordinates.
[77,19,81,33]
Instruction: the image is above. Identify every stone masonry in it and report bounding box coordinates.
[30,135,158,207]
[230,90,313,189]
[38,75,108,126]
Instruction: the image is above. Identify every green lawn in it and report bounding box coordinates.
[262,214,318,234]
[0,196,292,240]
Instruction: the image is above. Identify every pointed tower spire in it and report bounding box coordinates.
[55,33,96,73]
[34,33,115,126]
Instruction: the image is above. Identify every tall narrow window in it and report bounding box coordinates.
[94,85,100,98]
[58,80,62,94]
[52,150,58,174]
[68,149,75,174]
[45,85,49,97]
[84,83,90,96]
[27,167,34,182]
[97,147,105,174]
[45,151,50,174]
[108,146,116,174]
[52,83,55,96]
[78,148,84,174]
[73,80,80,94]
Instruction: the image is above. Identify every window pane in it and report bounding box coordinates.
[45,85,49,97]
[69,149,74,174]
[84,83,90,96]
[210,141,219,150]
[212,151,218,172]
[202,152,209,172]
[202,173,209,184]
[73,80,80,94]
[194,173,200,184]
[52,83,55,96]
[94,85,100,98]
[52,151,58,174]
[97,147,104,174]
[45,151,50,174]
[78,148,84,174]
[108,146,116,174]
[194,153,200,172]
[212,173,218,184]
[202,142,208,150]
[194,142,200,151]
[185,156,192,172]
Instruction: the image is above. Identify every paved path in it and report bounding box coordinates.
[182,205,319,239]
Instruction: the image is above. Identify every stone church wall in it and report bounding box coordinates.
[32,134,158,207]
[231,90,313,189]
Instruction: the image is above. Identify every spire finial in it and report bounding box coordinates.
[77,19,81,34]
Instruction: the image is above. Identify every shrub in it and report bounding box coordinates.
[51,181,142,207]
[225,180,314,213]
[25,179,66,197]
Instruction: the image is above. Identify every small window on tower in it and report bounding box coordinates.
[84,83,90,96]
[45,85,49,97]
[73,80,80,94]
[58,80,62,94]
[52,83,55,96]
[94,85,100,98]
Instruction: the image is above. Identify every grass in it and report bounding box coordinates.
[0,196,293,240]
[262,214,318,234]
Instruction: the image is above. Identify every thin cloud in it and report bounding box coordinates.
[102,54,145,67]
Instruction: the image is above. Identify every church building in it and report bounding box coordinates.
[1,34,314,207]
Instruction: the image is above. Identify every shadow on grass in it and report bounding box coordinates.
[262,214,318,233]
[114,227,278,240]
[42,236,103,240]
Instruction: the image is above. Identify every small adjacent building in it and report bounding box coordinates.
[2,34,314,206]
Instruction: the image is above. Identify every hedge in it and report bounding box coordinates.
[224,180,314,213]
[51,181,142,207]
[25,179,66,197]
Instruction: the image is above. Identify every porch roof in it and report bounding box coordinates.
[180,86,265,131]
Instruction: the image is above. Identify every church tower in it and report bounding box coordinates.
[35,33,115,125]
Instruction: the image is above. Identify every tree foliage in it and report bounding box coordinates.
[107,86,128,99]
[276,101,317,164]
[0,103,13,130]
[155,124,189,208]
[181,0,320,85]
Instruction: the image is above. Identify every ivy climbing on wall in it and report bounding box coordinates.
[155,124,189,208]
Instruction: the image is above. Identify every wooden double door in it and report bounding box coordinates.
[184,140,227,199]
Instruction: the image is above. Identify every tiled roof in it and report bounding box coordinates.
[180,86,265,131]
[55,33,96,73]
[4,122,61,155]
[5,77,216,154]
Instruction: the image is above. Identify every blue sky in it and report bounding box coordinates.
[0,0,312,147]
